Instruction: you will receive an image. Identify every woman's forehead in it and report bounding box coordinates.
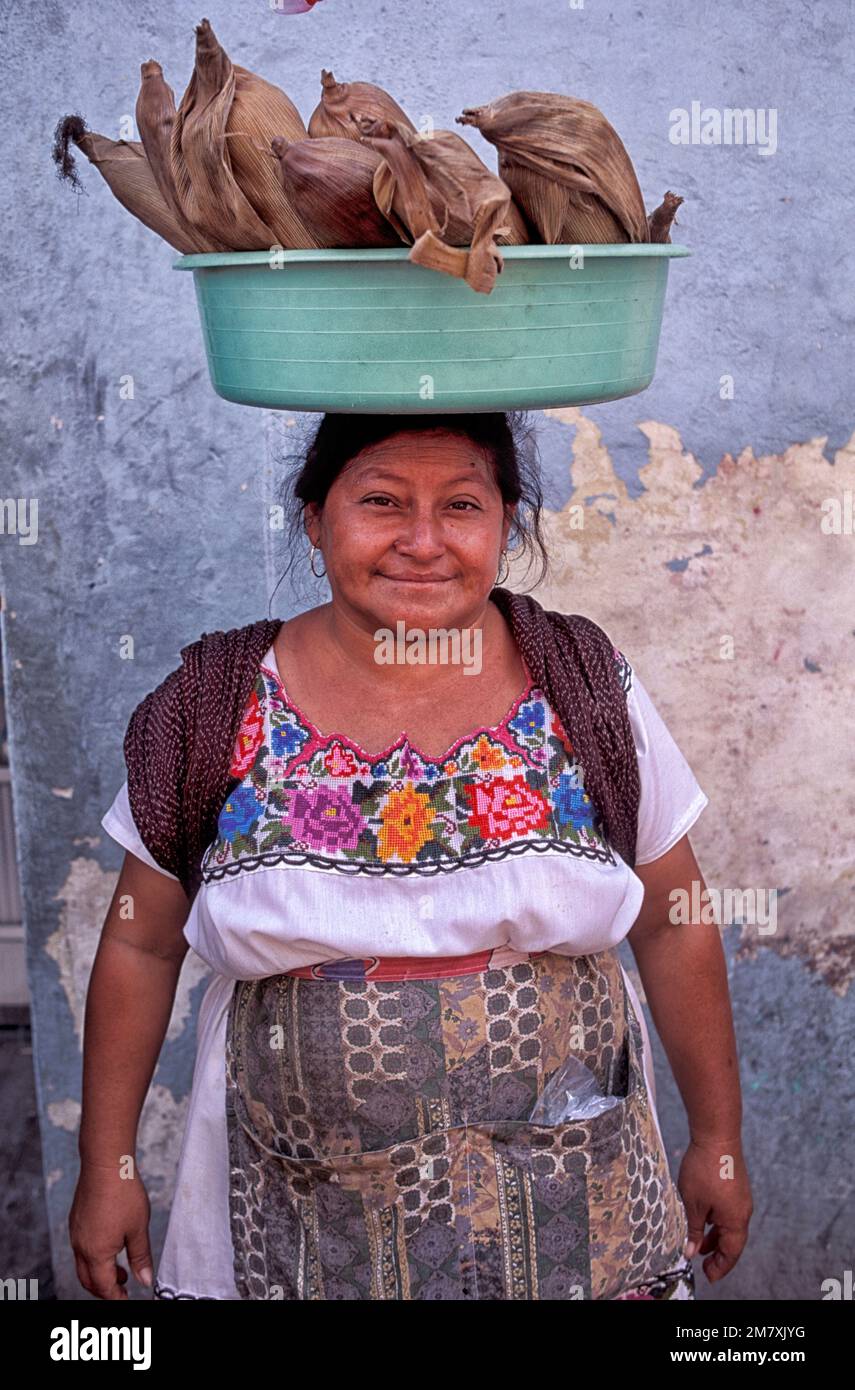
[343,432,494,479]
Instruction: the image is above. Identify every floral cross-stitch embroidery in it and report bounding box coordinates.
[208,652,633,878]
[463,776,549,841]
[378,786,434,863]
[288,785,366,853]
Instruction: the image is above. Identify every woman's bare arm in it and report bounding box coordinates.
[627,833,752,1281]
[72,850,191,1297]
[627,833,741,1143]
[628,834,745,1139]
[79,850,191,1165]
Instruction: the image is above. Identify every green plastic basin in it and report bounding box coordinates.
[173,243,689,414]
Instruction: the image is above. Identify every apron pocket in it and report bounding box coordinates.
[228,1090,649,1299]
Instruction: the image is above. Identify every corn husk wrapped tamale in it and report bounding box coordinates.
[356,117,528,294]
[227,61,321,245]
[136,61,227,252]
[170,18,319,250]
[271,136,401,248]
[648,190,684,243]
[308,69,415,141]
[457,91,649,244]
[52,115,203,253]
[365,123,530,247]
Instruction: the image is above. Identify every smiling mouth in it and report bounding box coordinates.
[377,573,454,584]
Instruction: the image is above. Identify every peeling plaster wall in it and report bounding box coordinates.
[0,0,852,1301]
[531,410,855,995]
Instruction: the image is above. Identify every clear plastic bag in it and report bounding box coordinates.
[528,1053,622,1125]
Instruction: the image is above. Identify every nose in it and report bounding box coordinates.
[392,507,447,561]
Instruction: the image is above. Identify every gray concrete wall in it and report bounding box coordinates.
[0,0,851,1300]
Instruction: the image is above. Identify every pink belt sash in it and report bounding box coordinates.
[285,945,548,982]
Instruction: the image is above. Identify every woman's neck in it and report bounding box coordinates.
[285,597,522,696]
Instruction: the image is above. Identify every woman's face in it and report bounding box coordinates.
[305,430,514,634]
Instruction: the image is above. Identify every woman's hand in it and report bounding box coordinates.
[69,1160,154,1300]
[678,1137,753,1283]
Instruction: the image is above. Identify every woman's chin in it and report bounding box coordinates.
[363,579,480,633]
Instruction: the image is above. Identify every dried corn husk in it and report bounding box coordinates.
[457,91,649,244]
[366,123,529,247]
[356,117,528,294]
[648,190,684,243]
[227,63,321,246]
[51,114,201,253]
[308,68,415,141]
[136,62,227,252]
[170,18,319,250]
[271,136,401,248]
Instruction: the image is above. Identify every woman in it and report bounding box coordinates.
[71,411,752,1300]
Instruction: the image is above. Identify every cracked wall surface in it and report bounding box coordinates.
[0,0,852,1302]
[529,409,855,994]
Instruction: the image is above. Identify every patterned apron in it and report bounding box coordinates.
[224,948,693,1300]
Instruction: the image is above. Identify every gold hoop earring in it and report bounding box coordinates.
[309,545,326,579]
[496,550,510,586]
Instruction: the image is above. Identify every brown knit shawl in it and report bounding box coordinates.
[123,589,639,903]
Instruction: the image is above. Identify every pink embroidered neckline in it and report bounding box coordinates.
[258,653,537,766]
